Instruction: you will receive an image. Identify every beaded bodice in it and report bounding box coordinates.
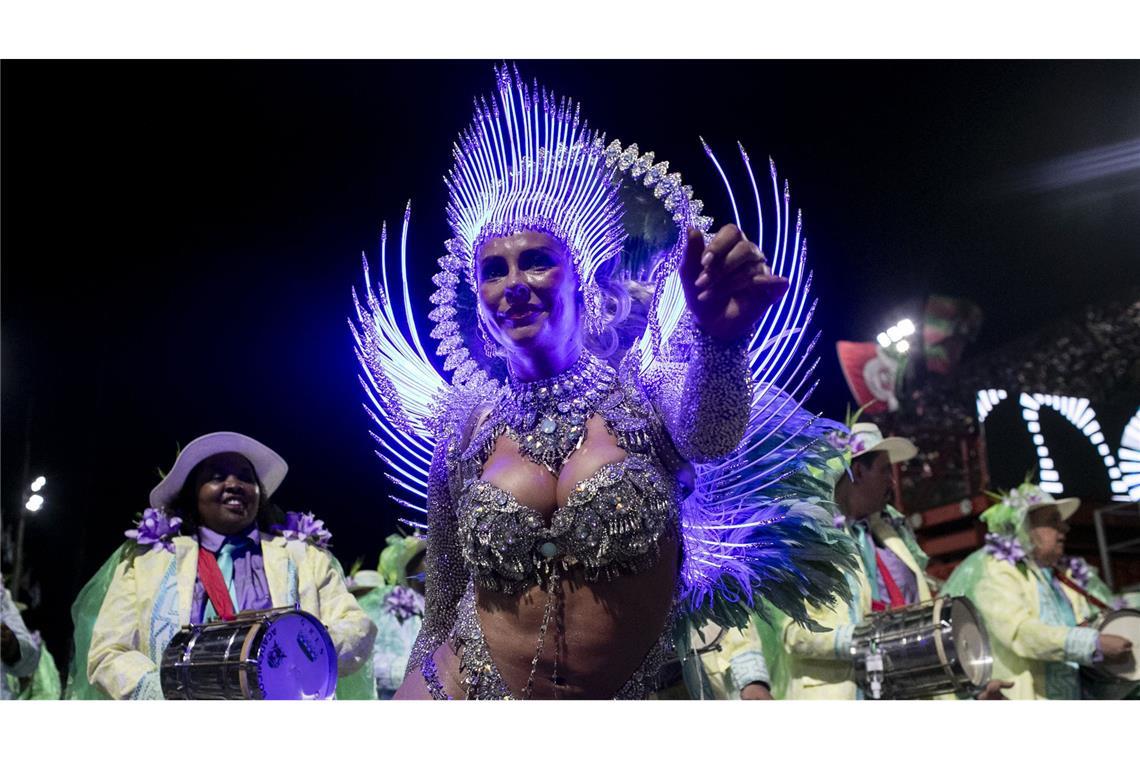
[457,456,678,594]
[452,351,682,594]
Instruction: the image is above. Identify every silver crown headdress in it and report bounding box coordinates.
[429,65,627,386]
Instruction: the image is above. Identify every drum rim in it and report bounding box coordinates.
[252,609,339,700]
[948,595,993,688]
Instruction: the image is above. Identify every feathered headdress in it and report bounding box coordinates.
[429,63,628,386]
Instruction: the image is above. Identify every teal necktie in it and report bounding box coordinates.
[849,519,882,605]
[217,540,241,612]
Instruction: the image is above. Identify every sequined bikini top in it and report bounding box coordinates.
[452,351,682,594]
[457,456,677,594]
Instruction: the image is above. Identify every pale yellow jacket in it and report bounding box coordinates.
[690,622,769,699]
[972,555,1098,700]
[88,534,376,700]
[781,511,932,700]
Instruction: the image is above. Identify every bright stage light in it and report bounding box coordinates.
[25,494,44,512]
[30,476,46,493]
[896,339,910,353]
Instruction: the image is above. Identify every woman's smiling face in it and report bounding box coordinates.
[193,452,261,535]
[476,230,581,360]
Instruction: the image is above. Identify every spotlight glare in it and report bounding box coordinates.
[30,476,47,493]
[896,339,910,353]
[898,318,916,336]
[25,494,44,512]
[877,332,891,348]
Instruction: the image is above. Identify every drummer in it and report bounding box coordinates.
[762,423,1007,699]
[942,481,1134,699]
[85,431,377,699]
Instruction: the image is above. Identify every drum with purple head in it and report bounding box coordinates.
[160,607,338,699]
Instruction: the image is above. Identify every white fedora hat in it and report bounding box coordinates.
[347,569,385,596]
[149,432,288,509]
[849,422,918,464]
[1010,482,1080,523]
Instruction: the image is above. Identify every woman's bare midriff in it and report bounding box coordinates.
[476,534,678,698]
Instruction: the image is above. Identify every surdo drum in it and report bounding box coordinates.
[851,596,992,699]
[1081,608,1140,700]
[160,608,338,700]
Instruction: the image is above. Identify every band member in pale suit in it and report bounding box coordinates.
[943,482,1134,699]
[84,432,376,699]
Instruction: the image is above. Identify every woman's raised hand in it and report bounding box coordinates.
[680,225,789,342]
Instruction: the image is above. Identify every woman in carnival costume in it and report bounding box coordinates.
[68,431,376,699]
[348,533,427,698]
[351,65,856,699]
[942,480,1134,700]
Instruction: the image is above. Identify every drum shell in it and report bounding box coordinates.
[852,596,991,700]
[161,620,266,700]
[160,608,337,700]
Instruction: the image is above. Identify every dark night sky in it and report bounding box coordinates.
[3,60,1140,656]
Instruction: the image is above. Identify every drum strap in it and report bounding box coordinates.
[1053,570,1110,612]
[874,552,907,610]
[197,549,237,621]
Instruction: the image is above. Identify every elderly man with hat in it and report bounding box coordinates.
[348,533,427,699]
[942,481,1134,699]
[81,432,376,699]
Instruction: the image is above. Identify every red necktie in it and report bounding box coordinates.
[875,551,908,610]
[197,548,236,621]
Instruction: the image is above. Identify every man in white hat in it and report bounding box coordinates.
[767,421,945,698]
[85,431,376,699]
[943,481,1134,699]
[668,423,931,700]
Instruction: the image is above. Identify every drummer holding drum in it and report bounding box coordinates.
[85,432,376,699]
[771,423,1008,699]
[942,482,1136,700]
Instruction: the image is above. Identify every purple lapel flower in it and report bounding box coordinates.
[1061,555,1091,589]
[125,507,183,553]
[984,532,1026,565]
[272,511,333,549]
[384,586,424,623]
[833,513,847,530]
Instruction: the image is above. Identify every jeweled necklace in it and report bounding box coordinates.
[495,350,620,473]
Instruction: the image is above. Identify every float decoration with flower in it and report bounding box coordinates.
[383,586,425,623]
